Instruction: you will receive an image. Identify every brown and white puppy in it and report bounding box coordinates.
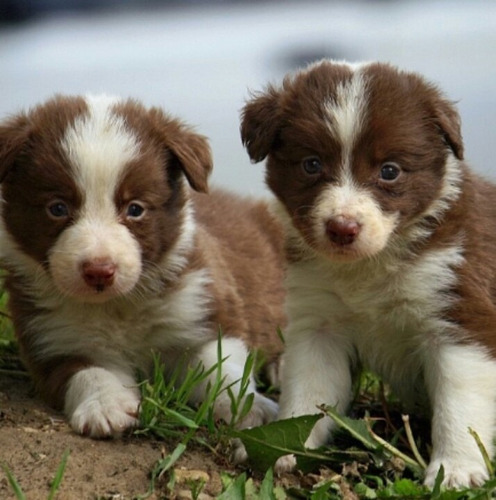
[241,60,496,488]
[0,94,285,438]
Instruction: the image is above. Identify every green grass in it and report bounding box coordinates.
[1,291,496,498]
[0,288,15,351]
[135,336,260,497]
[134,348,496,499]
[2,449,70,500]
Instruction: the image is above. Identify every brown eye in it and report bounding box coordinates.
[47,201,70,219]
[126,201,146,219]
[302,156,322,175]
[380,162,401,181]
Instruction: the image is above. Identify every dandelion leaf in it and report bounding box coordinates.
[232,414,323,471]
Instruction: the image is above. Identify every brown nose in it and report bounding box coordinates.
[326,218,360,246]
[82,260,116,291]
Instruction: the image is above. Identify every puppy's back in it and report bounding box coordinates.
[191,189,285,359]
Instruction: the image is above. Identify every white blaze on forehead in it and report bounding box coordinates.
[61,94,140,204]
[323,66,368,183]
[53,94,143,300]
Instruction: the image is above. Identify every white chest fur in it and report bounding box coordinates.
[285,242,465,402]
[24,267,213,372]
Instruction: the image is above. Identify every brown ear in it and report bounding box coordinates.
[432,97,464,160]
[0,114,30,182]
[240,85,282,163]
[150,108,213,193]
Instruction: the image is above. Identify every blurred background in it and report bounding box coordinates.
[0,0,495,196]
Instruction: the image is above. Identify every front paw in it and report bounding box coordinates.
[215,392,278,429]
[65,367,140,438]
[69,388,140,438]
[237,393,278,429]
[424,458,489,489]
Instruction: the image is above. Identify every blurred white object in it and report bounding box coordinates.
[0,0,495,194]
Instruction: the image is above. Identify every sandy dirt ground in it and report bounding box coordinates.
[0,374,244,500]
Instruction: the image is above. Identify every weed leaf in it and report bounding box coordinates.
[259,468,276,500]
[217,472,246,500]
[232,414,323,471]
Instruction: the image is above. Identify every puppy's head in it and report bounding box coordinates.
[0,94,212,302]
[241,60,464,261]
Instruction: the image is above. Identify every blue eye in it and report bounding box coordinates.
[380,162,401,181]
[47,201,69,219]
[302,156,322,175]
[126,202,145,219]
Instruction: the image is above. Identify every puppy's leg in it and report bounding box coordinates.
[188,336,278,428]
[185,336,278,465]
[65,366,140,438]
[275,328,353,474]
[424,343,496,488]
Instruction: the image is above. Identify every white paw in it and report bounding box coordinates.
[274,454,297,475]
[231,438,249,464]
[237,393,279,429]
[424,458,489,489]
[65,367,140,438]
[214,392,278,428]
[69,388,140,437]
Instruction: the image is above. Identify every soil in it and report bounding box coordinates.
[0,373,252,500]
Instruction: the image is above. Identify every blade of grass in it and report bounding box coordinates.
[364,415,424,477]
[2,464,26,500]
[469,427,494,478]
[402,414,427,469]
[156,442,187,481]
[142,398,199,429]
[47,449,70,500]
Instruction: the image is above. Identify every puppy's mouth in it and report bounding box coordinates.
[75,282,123,303]
[324,245,365,262]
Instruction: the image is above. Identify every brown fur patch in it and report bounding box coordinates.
[191,189,286,360]
[0,96,87,264]
[113,100,213,193]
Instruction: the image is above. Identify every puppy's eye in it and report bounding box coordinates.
[380,162,401,181]
[126,202,146,219]
[47,201,70,219]
[302,156,322,175]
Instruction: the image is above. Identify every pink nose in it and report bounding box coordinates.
[326,218,361,246]
[82,260,116,291]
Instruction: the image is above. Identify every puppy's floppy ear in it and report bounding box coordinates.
[241,85,282,163]
[431,97,464,160]
[150,108,213,193]
[166,127,213,193]
[0,114,30,182]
